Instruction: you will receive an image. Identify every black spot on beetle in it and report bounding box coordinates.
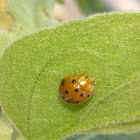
[62,96,65,99]
[75,88,79,92]
[80,93,84,97]
[65,90,69,94]
[76,102,79,104]
[62,80,64,85]
[72,79,76,83]
[88,94,90,97]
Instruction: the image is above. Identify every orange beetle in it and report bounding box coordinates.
[59,70,95,104]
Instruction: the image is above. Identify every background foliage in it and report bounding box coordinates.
[0,0,59,57]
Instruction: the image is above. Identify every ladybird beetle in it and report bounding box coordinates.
[59,70,95,104]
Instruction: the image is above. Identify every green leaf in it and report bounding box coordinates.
[0,12,140,140]
[0,0,59,57]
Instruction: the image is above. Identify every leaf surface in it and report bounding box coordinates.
[0,12,140,140]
